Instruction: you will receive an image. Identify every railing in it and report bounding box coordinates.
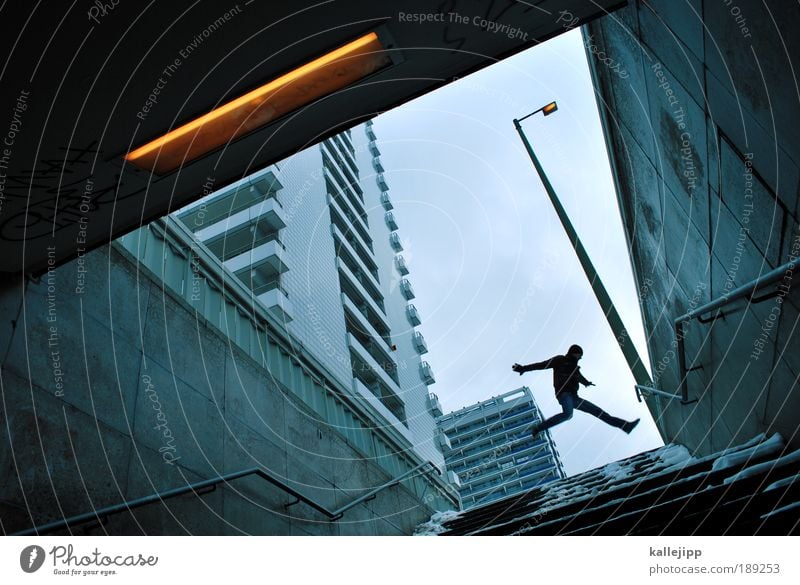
[322,141,360,193]
[634,384,684,403]
[400,278,415,300]
[672,259,797,404]
[333,460,439,518]
[406,304,420,325]
[13,461,441,536]
[389,232,403,251]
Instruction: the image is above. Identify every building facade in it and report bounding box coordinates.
[162,121,446,470]
[0,120,458,535]
[438,387,565,509]
[584,1,800,455]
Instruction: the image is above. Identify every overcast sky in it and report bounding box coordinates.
[372,28,664,476]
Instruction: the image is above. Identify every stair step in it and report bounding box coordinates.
[428,434,799,536]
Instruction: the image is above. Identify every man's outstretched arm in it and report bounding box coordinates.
[578,372,595,386]
[512,357,555,375]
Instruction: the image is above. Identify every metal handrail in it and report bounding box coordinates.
[330,460,440,520]
[12,461,441,535]
[674,259,797,404]
[634,384,681,402]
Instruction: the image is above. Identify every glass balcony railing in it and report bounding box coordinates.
[389,232,403,252]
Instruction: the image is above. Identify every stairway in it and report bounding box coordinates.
[417,433,800,535]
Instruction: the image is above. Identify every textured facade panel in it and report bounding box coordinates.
[278,148,353,389]
[585,3,800,455]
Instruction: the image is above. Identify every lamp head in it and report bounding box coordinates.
[542,101,558,116]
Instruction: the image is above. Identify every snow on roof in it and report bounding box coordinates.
[712,433,784,474]
[760,501,800,519]
[723,444,800,485]
[764,475,799,492]
[413,510,462,536]
[417,433,797,536]
[459,444,698,535]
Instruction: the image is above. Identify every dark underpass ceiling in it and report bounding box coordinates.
[0,0,622,274]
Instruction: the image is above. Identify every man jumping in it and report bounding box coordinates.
[512,344,640,437]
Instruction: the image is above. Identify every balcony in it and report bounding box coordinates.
[437,429,451,451]
[337,255,383,309]
[193,197,286,243]
[427,392,442,417]
[248,171,283,195]
[413,331,428,354]
[380,191,393,210]
[372,157,384,173]
[447,439,548,470]
[324,168,368,228]
[389,232,403,252]
[332,135,359,177]
[407,304,421,326]
[385,211,398,231]
[257,286,293,323]
[337,258,390,331]
[331,224,381,293]
[399,279,415,300]
[322,149,363,201]
[339,130,355,155]
[178,170,282,228]
[366,126,376,141]
[328,198,374,256]
[395,255,409,275]
[347,333,401,396]
[468,467,553,502]
[458,452,553,489]
[322,141,360,191]
[223,238,288,276]
[376,173,388,190]
[352,378,412,441]
[420,361,436,385]
[341,293,392,354]
[368,140,380,156]
[447,470,461,487]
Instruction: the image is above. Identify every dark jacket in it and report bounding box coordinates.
[518,354,591,396]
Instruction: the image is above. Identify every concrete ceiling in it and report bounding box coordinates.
[0,0,622,274]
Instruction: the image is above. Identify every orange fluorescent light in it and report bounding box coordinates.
[542,101,558,116]
[126,32,390,174]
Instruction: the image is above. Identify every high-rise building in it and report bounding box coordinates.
[437,387,565,509]
[0,120,458,536]
[152,121,445,469]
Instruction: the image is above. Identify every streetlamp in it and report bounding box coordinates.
[513,102,653,390]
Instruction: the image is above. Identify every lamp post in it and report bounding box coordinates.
[513,102,653,388]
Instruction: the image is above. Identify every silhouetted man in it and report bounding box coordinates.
[512,344,640,437]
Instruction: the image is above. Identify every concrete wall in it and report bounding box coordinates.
[0,244,448,534]
[585,0,800,455]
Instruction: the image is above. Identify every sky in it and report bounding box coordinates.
[372,28,664,476]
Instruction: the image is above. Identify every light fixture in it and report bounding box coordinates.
[126,32,390,175]
[514,100,559,125]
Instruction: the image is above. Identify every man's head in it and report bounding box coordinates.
[567,344,584,360]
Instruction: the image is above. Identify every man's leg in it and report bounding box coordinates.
[574,397,629,430]
[533,393,575,435]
